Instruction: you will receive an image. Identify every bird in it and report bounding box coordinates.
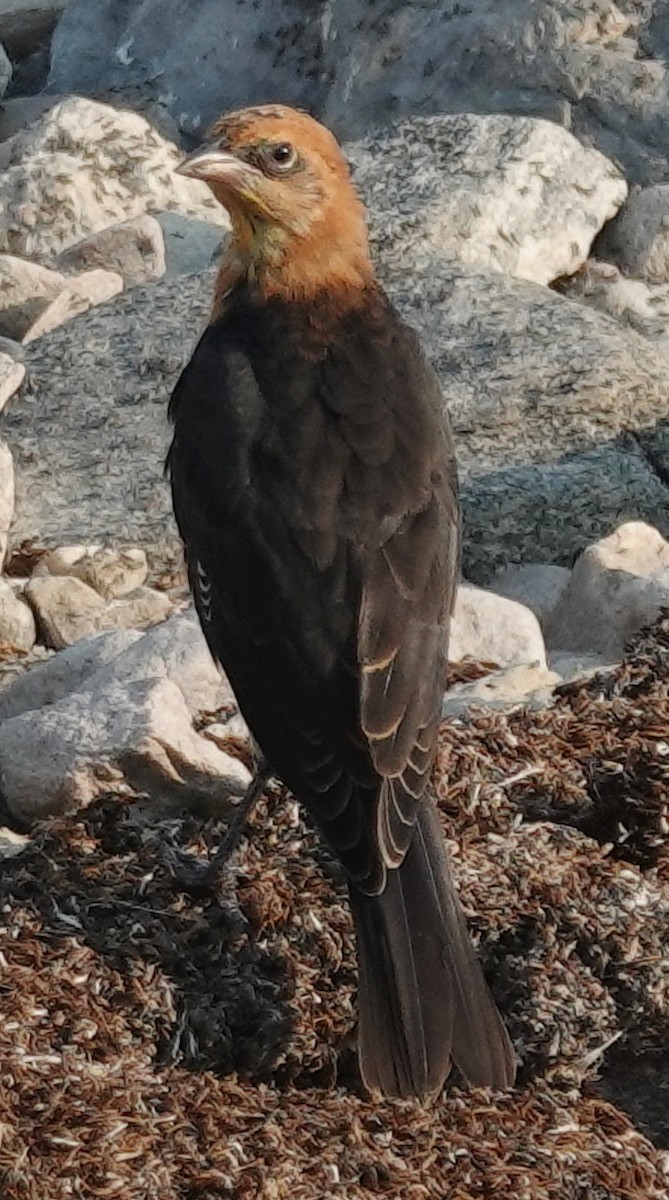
[166,103,516,1099]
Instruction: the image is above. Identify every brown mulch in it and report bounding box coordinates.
[1,620,669,1197]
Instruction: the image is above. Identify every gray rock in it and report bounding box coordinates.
[0,673,250,822]
[0,39,11,100]
[350,114,626,286]
[492,564,572,630]
[0,0,65,58]
[25,575,171,649]
[548,651,616,685]
[597,185,669,284]
[84,607,233,717]
[546,522,669,657]
[48,0,669,183]
[0,576,35,650]
[7,252,669,579]
[57,215,167,288]
[0,628,142,721]
[18,269,124,345]
[556,260,669,357]
[156,212,227,278]
[450,584,547,669]
[0,96,227,262]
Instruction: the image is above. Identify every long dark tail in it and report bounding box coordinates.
[348,800,515,1099]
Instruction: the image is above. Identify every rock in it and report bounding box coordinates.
[0,254,66,335]
[0,826,28,857]
[0,438,13,571]
[0,94,62,141]
[0,39,11,99]
[450,584,547,669]
[48,0,669,184]
[24,575,170,649]
[0,0,65,58]
[442,661,561,718]
[0,674,250,822]
[9,268,124,344]
[37,545,149,599]
[0,96,227,262]
[596,185,669,283]
[0,576,35,650]
[0,350,24,411]
[555,260,669,357]
[7,256,669,577]
[56,215,166,288]
[548,651,617,685]
[0,607,232,723]
[492,564,572,630]
[0,628,142,721]
[350,115,626,286]
[546,522,669,657]
[156,211,226,277]
[36,543,102,575]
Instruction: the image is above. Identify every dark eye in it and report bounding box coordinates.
[267,142,297,171]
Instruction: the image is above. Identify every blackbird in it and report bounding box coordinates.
[167,104,515,1099]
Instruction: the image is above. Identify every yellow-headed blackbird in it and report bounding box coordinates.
[167,105,515,1099]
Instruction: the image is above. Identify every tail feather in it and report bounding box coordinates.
[349,800,515,1099]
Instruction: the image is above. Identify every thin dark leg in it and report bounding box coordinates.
[205,757,272,883]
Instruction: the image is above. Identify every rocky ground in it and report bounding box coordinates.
[0,1,667,1197]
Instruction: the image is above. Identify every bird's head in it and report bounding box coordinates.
[177,104,372,301]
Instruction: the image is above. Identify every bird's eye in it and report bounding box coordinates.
[267,142,298,172]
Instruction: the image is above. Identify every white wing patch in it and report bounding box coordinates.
[194,559,213,625]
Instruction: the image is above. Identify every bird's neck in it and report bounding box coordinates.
[212,208,374,317]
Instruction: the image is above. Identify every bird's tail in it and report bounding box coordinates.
[348,800,515,1099]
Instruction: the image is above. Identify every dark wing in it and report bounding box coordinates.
[167,297,458,893]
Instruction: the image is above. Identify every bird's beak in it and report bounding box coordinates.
[175,145,254,186]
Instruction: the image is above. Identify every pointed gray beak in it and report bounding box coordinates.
[175,145,252,184]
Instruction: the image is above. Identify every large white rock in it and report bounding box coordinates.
[350,114,626,286]
[546,522,669,657]
[0,96,228,262]
[450,584,547,668]
[0,674,250,822]
[597,185,669,284]
[57,215,166,288]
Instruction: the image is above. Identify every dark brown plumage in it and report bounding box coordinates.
[167,104,515,1098]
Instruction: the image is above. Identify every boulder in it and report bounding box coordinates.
[48,0,669,183]
[12,268,124,344]
[0,0,65,58]
[0,350,24,411]
[596,185,669,283]
[36,544,149,599]
[24,575,171,649]
[546,522,669,657]
[0,673,250,822]
[350,114,626,286]
[450,584,547,669]
[0,628,142,721]
[0,96,228,262]
[0,575,35,650]
[56,215,166,288]
[156,212,225,278]
[492,564,572,630]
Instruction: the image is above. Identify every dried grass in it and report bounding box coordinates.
[1,619,669,1197]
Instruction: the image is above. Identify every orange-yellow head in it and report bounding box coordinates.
[176,104,372,301]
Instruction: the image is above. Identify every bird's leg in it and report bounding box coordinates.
[205,756,272,883]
